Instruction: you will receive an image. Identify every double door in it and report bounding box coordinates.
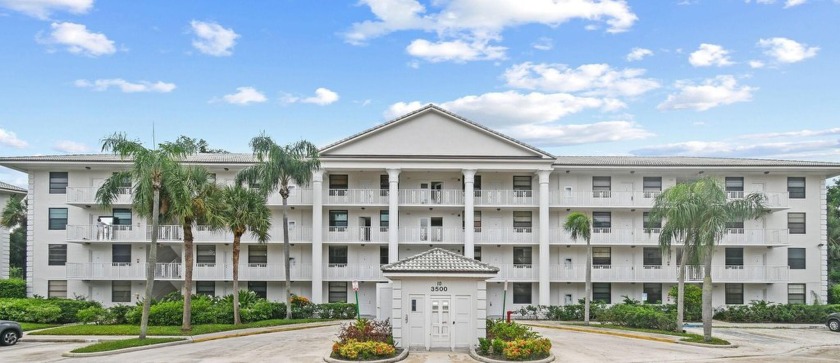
[407,294,471,350]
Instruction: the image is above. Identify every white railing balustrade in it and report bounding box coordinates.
[549,264,788,282]
[66,186,132,204]
[266,188,313,205]
[399,228,464,243]
[325,189,388,205]
[399,189,464,205]
[474,228,537,244]
[324,227,388,243]
[67,224,312,243]
[66,262,183,280]
[492,264,538,280]
[474,190,537,206]
[323,264,385,281]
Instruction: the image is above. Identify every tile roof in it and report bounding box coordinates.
[381,248,500,274]
[0,153,256,164]
[0,181,26,194]
[553,156,840,167]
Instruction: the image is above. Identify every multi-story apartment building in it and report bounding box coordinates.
[1,105,838,317]
[0,181,26,279]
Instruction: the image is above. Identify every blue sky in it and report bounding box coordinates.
[1,0,838,186]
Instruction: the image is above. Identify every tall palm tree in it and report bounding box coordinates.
[236,134,320,319]
[217,185,270,325]
[96,133,195,339]
[650,177,768,341]
[1,195,26,230]
[563,212,592,326]
[167,166,221,331]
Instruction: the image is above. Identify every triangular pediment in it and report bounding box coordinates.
[381,248,499,274]
[321,105,553,159]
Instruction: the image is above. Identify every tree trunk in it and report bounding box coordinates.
[702,246,714,342]
[585,239,592,326]
[140,187,160,339]
[676,247,687,332]
[282,195,292,320]
[233,233,242,325]
[182,220,194,332]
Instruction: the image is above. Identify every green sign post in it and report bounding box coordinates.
[352,281,360,319]
[501,280,507,320]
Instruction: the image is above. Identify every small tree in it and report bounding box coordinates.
[563,212,592,325]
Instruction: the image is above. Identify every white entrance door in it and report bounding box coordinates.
[408,294,425,348]
[453,296,471,348]
[430,297,451,348]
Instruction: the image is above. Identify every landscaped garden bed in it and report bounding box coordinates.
[69,338,187,354]
[327,319,406,362]
[473,320,553,362]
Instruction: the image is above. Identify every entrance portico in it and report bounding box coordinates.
[380,248,498,351]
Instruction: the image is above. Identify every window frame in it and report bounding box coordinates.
[197,245,216,265]
[512,211,532,230]
[48,208,68,230]
[49,172,68,194]
[248,245,268,265]
[513,247,532,265]
[248,281,267,299]
[725,248,744,267]
[112,208,132,228]
[380,246,388,265]
[329,245,348,265]
[196,281,215,296]
[725,283,744,305]
[329,174,349,190]
[512,282,532,304]
[788,283,806,304]
[112,281,131,303]
[379,210,389,232]
[48,280,67,298]
[112,244,131,265]
[512,176,532,192]
[593,283,611,304]
[329,282,348,303]
[788,248,806,269]
[643,247,662,267]
[643,283,662,304]
[642,177,662,194]
[48,244,67,266]
[787,177,806,199]
[592,247,611,266]
[642,212,662,231]
[474,246,482,261]
[329,210,349,231]
[788,212,806,234]
[592,212,611,230]
[725,177,744,192]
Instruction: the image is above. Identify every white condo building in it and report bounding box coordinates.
[2,105,839,317]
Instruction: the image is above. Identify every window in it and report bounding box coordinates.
[380,175,389,196]
[513,211,532,231]
[513,247,532,265]
[197,245,216,265]
[474,175,482,194]
[48,244,67,266]
[196,281,215,296]
[329,246,348,266]
[592,176,611,197]
[642,177,662,197]
[112,281,131,302]
[725,284,743,304]
[787,177,806,199]
[112,244,131,264]
[329,174,348,195]
[592,212,611,231]
[474,246,482,261]
[379,210,389,232]
[788,248,806,269]
[380,246,388,265]
[643,283,662,304]
[593,247,611,266]
[113,208,132,228]
[329,282,348,303]
[113,172,132,191]
[788,213,806,234]
[513,176,532,197]
[643,212,661,231]
[788,284,806,304]
[474,211,481,231]
[725,177,744,198]
[248,245,268,265]
[248,281,267,299]
[48,280,67,298]
[48,208,68,230]
[513,283,532,304]
[725,248,743,268]
[643,247,662,267]
[49,172,68,194]
[593,283,611,304]
[329,210,348,231]
[726,219,744,233]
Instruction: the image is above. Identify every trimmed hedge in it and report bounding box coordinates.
[517,302,607,321]
[714,301,840,323]
[597,302,677,331]
[478,320,551,361]
[0,298,101,323]
[0,279,26,298]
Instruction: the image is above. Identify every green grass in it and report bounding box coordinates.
[680,336,731,345]
[562,323,731,345]
[70,338,184,353]
[30,318,329,336]
[20,322,59,331]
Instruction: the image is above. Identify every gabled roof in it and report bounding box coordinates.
[0,181,26,195]
[381,248,499,274]
[320,104,556,159]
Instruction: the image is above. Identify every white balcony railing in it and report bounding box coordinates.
[398,189,464,205]
[266,188,313,205]
[323,264,385,281]
[474,228,537,244]
[549,264,788,282]
[324,227,389,243]
[66,186,131,205]
[491,264,538,281]
[66,262,183,280]
[474,190,537,206]
[549,228,787,246]
[325,189,388,205]
[399,228,464,243]
[67,224,312,243]
[551,191,789,208]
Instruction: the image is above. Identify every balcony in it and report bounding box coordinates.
[399,227,464,243]
[66,186,132,206]
[266,188,313,206]
[727,192,789,208]
[551,191,789,209]
[474,190,537,206]
[66,262,182,280]
[324,189,388,206]
[324,227,389,243]
[323,264,385,281]
[475,228,537,244]
[720,228,789,246]
[491,264,538,281]
[192,263,312,281]
[550,228,788,246]
[67,224,312,243]
[549,264,788,283]
[399,189,464,206]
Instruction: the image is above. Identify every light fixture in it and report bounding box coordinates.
[85,166,91,170]
[764,171,770,174]
[224,168,229,171]
[698,171,704,174]
[630,171,635,174]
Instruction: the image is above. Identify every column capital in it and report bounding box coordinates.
[536,169,552,183]
[462,169,477,181]
[312,169,324,182]
[387,168,401,182]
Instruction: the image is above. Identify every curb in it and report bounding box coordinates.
[676,341,738,349]
[525,323,675,344]
[469,347,555,363]
[60,339,191,358]
[191,321,339,343]
[324,348,409,363]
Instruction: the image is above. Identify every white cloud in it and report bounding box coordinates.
[384,101,425,119]
[658,75,756,111]
[631,139,838,158]
[0,128,28,148]
[406,38,505,62]
[0,0,92,19]
[532,37,553,51]
[39,22,115,57]
[784,0,807,7]
[503,62,660,97]
[748,60,765,68]
[74,79,176,93]
[53,140,91,153]
[190,20,239,56]
[740,127,840,139]
[220,87,267,105]
[506,121,654,146]
[285,88,340,106]
[758,37,818,63]
[688,43,733,67]
[626,47,653,61]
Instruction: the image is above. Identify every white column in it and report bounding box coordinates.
[463,169,476,258]
[388,169,401,262]
[311,170,324,303]
[537,170,552,305]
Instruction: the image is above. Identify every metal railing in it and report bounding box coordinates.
[549,264,788,282]
[399,227,464,243]
[474,228,537,244]
[325,189,388,205]
[474,190,538,206]
[66,262,183,280]
[67,224,312,243]
[324,227,389,243]
[66,186,131,204]
[398,189,464,205]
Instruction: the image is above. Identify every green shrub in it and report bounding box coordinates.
[0,279,26,298]
[0,298,99,323]
[317,303,357,319]
[523,301,607,321]
[478,337,491,355]
[491,338,505,355]
[713,301,840,323]
[47,298,102,323]
[77,306,108,324]
[829,284,840,304]
[332,339,396,360]
[106,305,133,325]
[598,303,677,331]
[669,284,702,321]
[487,320,538,341]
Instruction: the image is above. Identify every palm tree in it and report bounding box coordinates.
[236,134,320,319]
[1,195,26,230]
[1,195,27,278]
[217,185,271,324]
[563,212,592,326]
[167,166,221,331]
[96,133,195,339]
[650,176,768,341]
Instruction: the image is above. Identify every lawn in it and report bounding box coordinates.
[30,318,329,336]
[70,338,185,353]
[563,323,731,345]
[20,322,59,331]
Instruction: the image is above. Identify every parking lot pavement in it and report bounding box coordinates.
[1,341,85,363]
